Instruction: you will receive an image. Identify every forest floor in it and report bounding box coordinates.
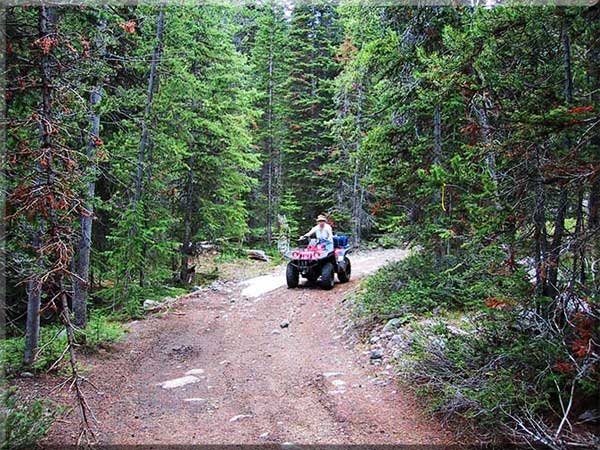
[22,248,456,445]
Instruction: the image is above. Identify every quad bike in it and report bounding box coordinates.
[285,235,351,290]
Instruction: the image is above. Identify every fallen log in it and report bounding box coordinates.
[246,249,270,262]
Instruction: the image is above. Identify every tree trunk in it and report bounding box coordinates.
[24,230,43,365]
[351,79,365,247]
[266,26,274,245]
[73,17,106,329]
[134,7,165,205]
[127,7,165,289]
[546,17,575,299]
[180,155,195,284]
[472,91,500,204]
[546,187,569,298]
[533,151,549,298]
[24,5,53,365]
[433,104,443,264]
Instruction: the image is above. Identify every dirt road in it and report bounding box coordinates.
[41,249,453,445]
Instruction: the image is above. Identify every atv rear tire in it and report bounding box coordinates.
[337,257,351,283]
[320,262,335,290]
[286,263,299,288]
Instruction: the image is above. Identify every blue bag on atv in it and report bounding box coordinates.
[333,235,348,248]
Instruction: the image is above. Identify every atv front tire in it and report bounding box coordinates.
[286,263,299,288]
[320,262,335,290]
[306,272,319,285]
[337,257,351,283]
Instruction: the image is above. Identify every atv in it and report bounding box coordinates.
[285,235,351,290]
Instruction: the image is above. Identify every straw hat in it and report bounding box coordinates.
[316,214,328,222]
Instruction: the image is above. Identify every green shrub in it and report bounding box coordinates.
[2,388,58,449]
[398,309,599,446]
[355,245,529,317]
[1,326,68,375]
[98,284,188,319]
[1,314,125,374]
[77,312,125,350]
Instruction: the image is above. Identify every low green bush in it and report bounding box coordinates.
[1,313,125,375]
[354,244,599,447]
[400,309,598,446]
[1,387,59,449]
[98,284,188,319]
[78,312,125,350]
[1,326,68,375]
[355,245,529,317]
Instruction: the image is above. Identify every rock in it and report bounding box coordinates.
[383,318,404,332]
[419,319,437,328]
[209,281,223,292]
[191,286,202,292]
[369,336,380,344]
[259,432,270,439]
[143,299,162,310]
[229,414,252,422]
[447,325,468,336]
[271,329,281,335]
[388,334,404,347]
[578,409,599,423]
[331,379,346,387]
[323,371,344,378]
[20,371,34,378]
[184,398,207,403]
[185,368,205,376]
[157,375,200,389]
[392,349,403,360]
[369,349,384,360]
[280,320,289,329]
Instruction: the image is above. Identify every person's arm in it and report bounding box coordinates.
[302,225,317,238]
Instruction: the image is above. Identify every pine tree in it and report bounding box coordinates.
[247,2,290,244]
[283,4,340,229]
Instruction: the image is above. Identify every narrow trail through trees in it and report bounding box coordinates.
[36,250,454,445]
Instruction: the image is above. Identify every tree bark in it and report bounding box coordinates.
[266,26,274,245]
[180,155,195,284]
[127,7,165,290]
[134,7,165,205]
[546,17,575,299]
[533,147,549,297]
[433,104,443,264]
[351,78,365,247]
[24,5,53,365]
[73,17,107,329]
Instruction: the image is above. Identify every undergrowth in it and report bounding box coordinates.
[355,246,530,317]
[1,312,125,376]
[1,388,59,450]
[354,245,600,448]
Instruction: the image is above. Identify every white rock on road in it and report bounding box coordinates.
[229,414,252,422]
[157,375,201,389]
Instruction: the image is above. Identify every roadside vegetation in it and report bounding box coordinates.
[354,246,599,448]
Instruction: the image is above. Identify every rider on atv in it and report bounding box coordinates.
[301,214,334,252]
